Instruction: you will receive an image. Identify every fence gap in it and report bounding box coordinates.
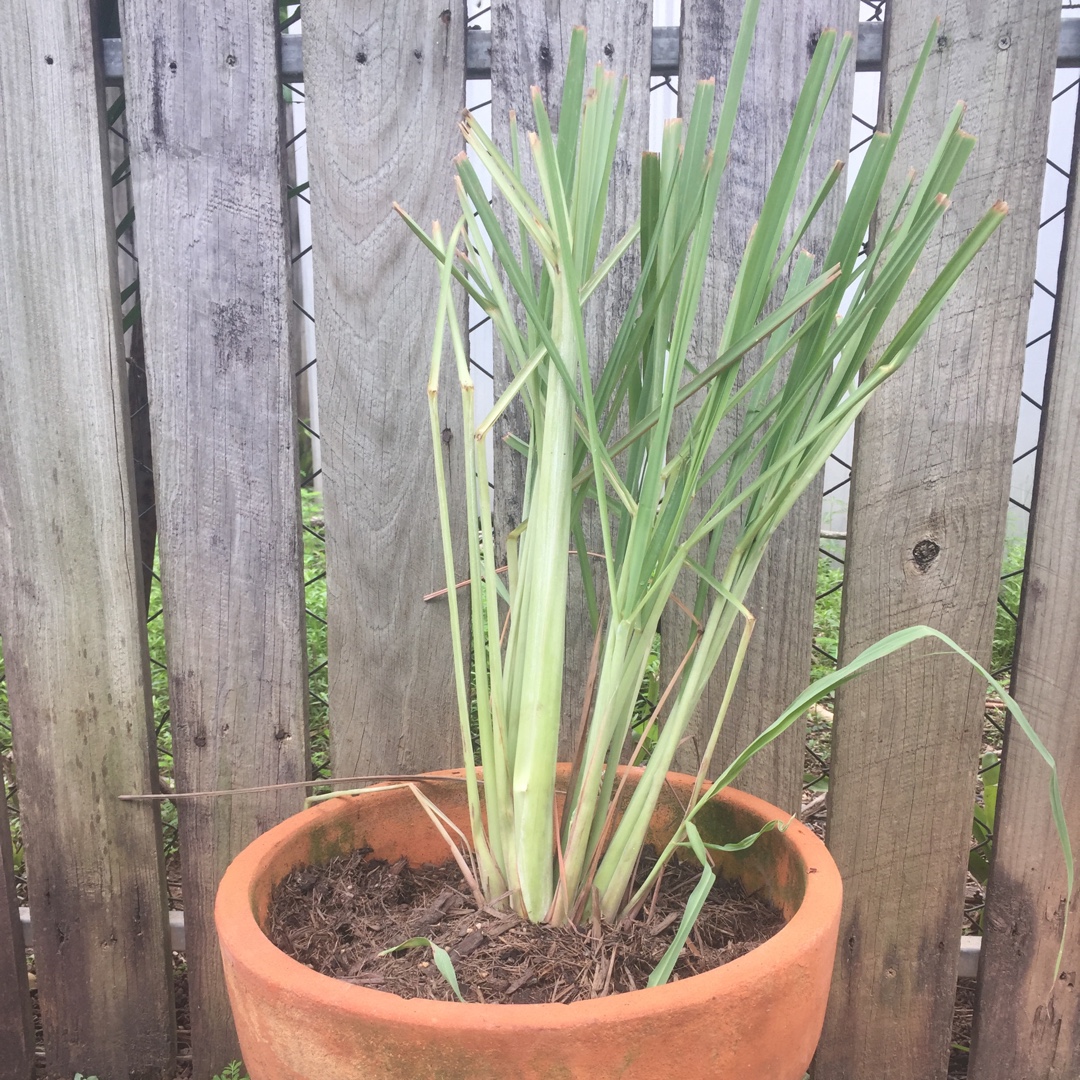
[819,2,1061,1076]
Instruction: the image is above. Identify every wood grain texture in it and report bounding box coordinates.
[490,1,652,753]
[970,82,1080,1080]
[669,0,859,813]
[117,2,309,1074]
[0,3,175,1075]
[302,2,466,777]
[0,797,33,1080]
[817,3,1059,1077]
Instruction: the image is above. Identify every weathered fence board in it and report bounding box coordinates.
[490,1,653,752]
[819,3,1060,1077]
[0,3,175,1076]
[970,85,1080,1080]
[0,800,32,1080]
[302,1,466,777]
[667,0,858,813]
[117,2,310,1075]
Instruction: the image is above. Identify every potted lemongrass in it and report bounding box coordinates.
[216,6,1070,1078]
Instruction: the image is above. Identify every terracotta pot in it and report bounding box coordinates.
[216,766,841,1080]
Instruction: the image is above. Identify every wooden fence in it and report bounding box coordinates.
[0,1,1077,1078]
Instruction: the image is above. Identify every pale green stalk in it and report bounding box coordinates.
[425,221,500,898]
[509,273,579,920]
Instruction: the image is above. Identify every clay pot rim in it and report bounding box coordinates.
[215,768,841,1030]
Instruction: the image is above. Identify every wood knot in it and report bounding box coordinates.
[911,539,940,572]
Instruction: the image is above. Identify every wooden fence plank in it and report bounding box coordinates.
[970,85,1080,1080]
[0,797,32,1080]
[302,1,465,777]
[0,3,175,1076]
[117,3,309,1075]
[490,1,653,752]
[669,0,859,813]
[816,3,1059,1077]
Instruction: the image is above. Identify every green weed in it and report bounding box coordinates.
[302,488,329,780]
[74,1066,247,1080]
[213,1063,249,1080]
[992,537,1024,677]
[629,633,661,764]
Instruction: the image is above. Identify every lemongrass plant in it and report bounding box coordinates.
[397,1,1071,951]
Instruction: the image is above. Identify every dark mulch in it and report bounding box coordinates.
[175,960,192,1076]
[948,977,976,1080]
[266,848,785,1005]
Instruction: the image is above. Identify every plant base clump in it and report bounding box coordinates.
[266,850,783,1005]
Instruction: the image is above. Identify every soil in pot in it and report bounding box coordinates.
[265,846,785,1005]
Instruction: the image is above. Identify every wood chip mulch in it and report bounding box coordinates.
[266,847,785,1005]
[948,977,976,1079]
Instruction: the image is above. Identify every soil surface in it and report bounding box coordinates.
[267,848,785,1005]
[948,977,976,1080]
